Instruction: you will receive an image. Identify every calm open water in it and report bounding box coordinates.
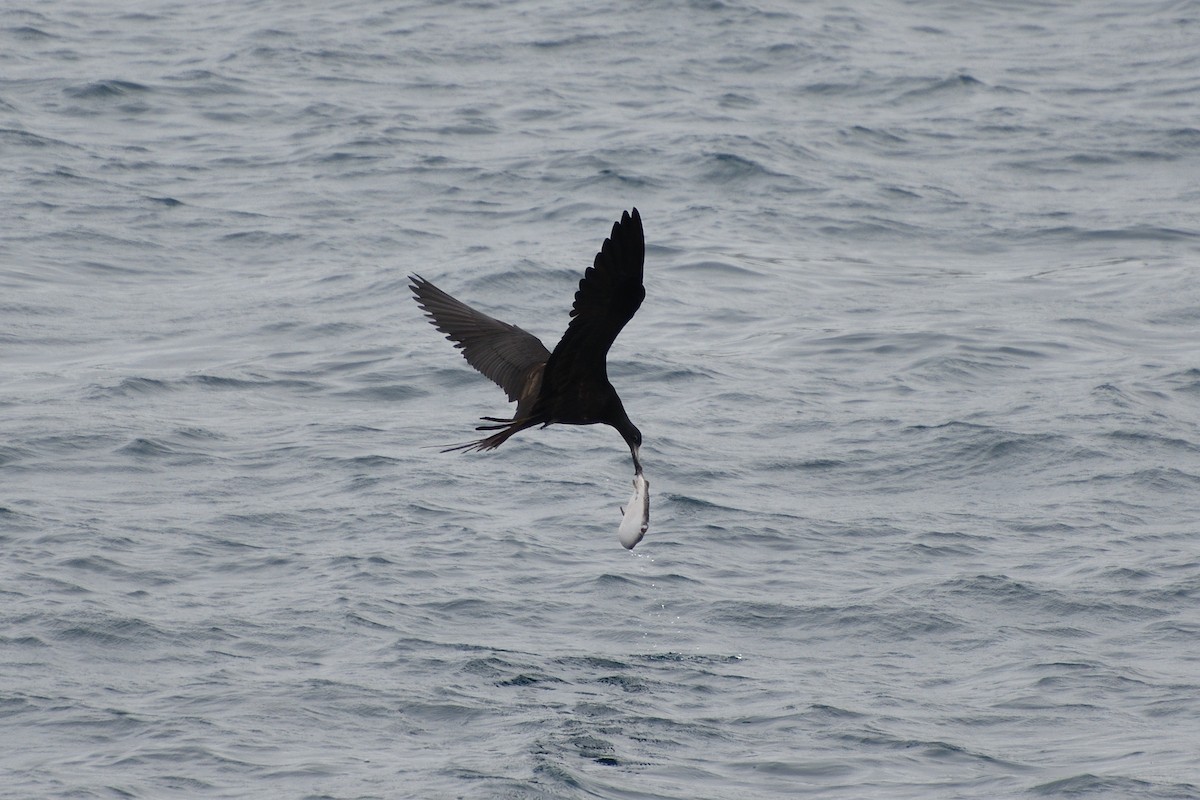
[3,1,1199,798]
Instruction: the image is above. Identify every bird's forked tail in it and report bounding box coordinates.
[440,416,538,454]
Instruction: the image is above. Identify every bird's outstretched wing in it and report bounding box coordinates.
[545,208,645,378]
[410,275,551,403]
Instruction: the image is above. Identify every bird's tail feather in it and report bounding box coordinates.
[440,416,536,453]
[475,416,515,431]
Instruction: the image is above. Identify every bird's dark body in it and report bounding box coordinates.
[410,208,645,475]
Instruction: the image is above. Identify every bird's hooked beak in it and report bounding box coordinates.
[630,443,642,476]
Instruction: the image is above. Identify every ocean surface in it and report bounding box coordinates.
[3,1,1199,798]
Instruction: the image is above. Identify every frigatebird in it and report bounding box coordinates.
[409,208,646,477]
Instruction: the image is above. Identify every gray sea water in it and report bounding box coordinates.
[3,1,1200,798]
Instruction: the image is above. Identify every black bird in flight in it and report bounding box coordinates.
[410,208,646,476]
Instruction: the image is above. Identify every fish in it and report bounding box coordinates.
[618,472,650,549]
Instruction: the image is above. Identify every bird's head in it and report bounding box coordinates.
[611,408,643,475]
